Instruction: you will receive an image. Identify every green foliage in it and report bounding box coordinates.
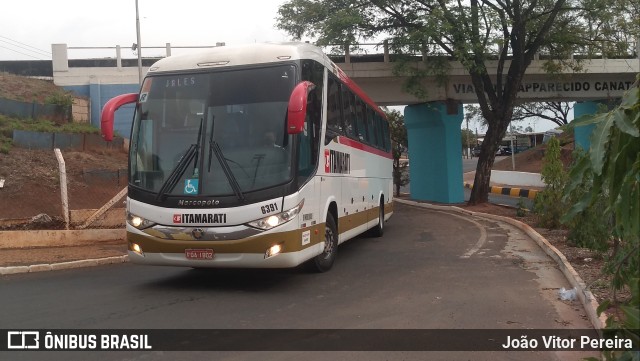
[0,138,11,154]
[563,76,639,360]
[461,128,476,151]
[592,278,640,361]
[563,151,612,251]
[516,197,528,217]
[0,114,100,153]
[384,107,409,196]
[45,92,74,107]
[534,137,568,228]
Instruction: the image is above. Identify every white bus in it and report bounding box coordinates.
[101,42,393,272]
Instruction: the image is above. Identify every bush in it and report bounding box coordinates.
[563,151,611,251]
[45,92,74,107]
[534,136,568,228]
[564,76,639,360]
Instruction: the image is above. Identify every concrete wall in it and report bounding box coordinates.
[0,97,70,122]
[12,130,125,151]
[63,83,138,138]
[71,97,89,123]
[0,229,125,249]
[69,208,125,227]
[491,170,544,188]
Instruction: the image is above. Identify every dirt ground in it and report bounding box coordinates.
[0,147,128,221]
[0,72,66,103]
[493,143,574,173]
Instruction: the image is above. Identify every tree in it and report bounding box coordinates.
[276,0,637,204]
[461,128,477,155]
[385,108,409,196]
[512,102,572,128]
[533,136,568,228]
[467,101,572,130]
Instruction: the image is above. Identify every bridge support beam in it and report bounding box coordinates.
[404,102,464,204]
[573,101,601,151]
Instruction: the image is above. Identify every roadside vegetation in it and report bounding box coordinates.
[0,72,99,154]
[385,108,409,196]
[0,115,100,154]
[534,77,639,360]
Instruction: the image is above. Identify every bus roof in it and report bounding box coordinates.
[147,42,327,73]
[147,42,386,119]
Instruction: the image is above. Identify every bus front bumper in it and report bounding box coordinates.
[126,222,324,269]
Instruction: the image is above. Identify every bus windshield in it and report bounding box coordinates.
[129,65,296,198]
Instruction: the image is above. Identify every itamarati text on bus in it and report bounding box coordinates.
[101,42,394,272]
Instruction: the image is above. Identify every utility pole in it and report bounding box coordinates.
[466,117,471,158]
[135,0,143,86]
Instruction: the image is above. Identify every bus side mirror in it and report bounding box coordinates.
[287,81,316,134]
[100,93,138,141]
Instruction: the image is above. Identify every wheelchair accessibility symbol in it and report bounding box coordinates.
[184,179,199,195]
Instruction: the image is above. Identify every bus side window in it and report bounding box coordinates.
[375,113,386,150]
[325,75,343,145]
[297,88,321,182]
[298,59,324,184]
[342,88,357,139]
[355,98,368,143]
[366,107,377,147]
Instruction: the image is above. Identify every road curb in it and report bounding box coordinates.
[0,255,129,276]
[394,198,606,332]
[464,182,539,200]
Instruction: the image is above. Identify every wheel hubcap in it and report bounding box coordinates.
[323,228,335,258]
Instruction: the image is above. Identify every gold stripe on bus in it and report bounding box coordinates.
[384,202,394,214]
[338,210,368,234]
[128,223,324,254]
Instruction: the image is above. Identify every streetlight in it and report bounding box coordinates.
[135,0,143,85]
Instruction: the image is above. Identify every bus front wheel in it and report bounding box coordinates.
[309,213,338,272]
[368,199,385,237]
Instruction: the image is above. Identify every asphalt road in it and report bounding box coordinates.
[0,202,594,360]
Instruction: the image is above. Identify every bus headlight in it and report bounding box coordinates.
[127,212,155,230]
[247,199,304,230]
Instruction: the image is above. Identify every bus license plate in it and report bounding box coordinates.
[185,249,214,260]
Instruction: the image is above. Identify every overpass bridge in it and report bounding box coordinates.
[50,43,639,203]
[342,56,637,105]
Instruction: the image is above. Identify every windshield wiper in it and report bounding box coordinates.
[155,118,203,201]
[209,140,245,202]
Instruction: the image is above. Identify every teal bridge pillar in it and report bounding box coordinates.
[404,102,464,204]
[573,101,601,151]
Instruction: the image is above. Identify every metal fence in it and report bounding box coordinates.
[0,97,71,122]
[12,130,124,151]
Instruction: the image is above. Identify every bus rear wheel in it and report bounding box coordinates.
[309,213,338,272]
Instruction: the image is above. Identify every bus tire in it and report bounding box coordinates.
[309,213,338,273]
[369,200,385,237]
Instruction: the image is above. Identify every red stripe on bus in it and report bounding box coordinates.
[333,66,387,120]
[337,137,393,159]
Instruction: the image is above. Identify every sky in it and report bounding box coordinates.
[0,0,292,61]
[0,0,562,132]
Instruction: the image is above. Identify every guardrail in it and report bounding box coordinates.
[58,40,639,66]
